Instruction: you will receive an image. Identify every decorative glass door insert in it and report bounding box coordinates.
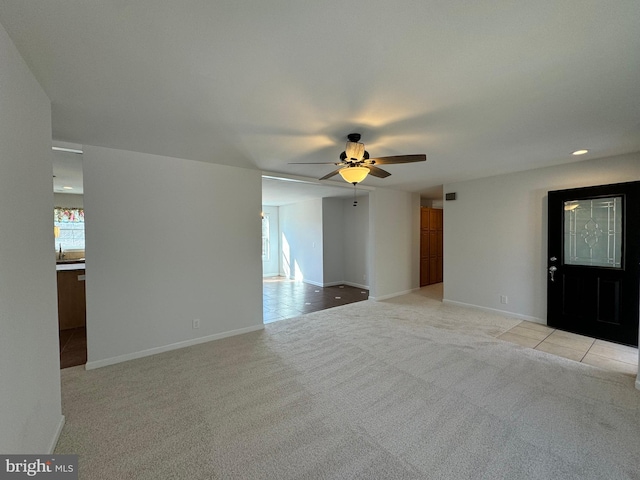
[563,196,622,268]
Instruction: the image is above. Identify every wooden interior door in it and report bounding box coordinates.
[420,208,430,286]
[420,207,443,286]
[430,209,443,283]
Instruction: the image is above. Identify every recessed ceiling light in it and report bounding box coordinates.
[572,149,589,156]
[62,186,73,190]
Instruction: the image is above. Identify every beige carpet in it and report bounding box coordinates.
[56,288,640,479]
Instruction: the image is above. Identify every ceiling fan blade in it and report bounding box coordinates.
[366,165,391,178]
[368,154,426,165]
[319,168,344,180]
[289,162,341,165]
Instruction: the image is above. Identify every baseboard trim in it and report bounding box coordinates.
[370,287,420,302]
[343,281,369,290]
[48,415,65,454]
[442,299,545,323]
[85,324,264,370]
[277,277,323,287]
[274,277,369,290]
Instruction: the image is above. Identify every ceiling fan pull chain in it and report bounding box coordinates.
[353,183,358,206]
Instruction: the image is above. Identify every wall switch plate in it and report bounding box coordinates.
[500,296,508,304]
[192,318,200,329]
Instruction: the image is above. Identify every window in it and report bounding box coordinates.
[54,207,85,251]
[261,213,270,261]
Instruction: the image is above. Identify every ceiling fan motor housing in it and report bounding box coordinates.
[340,150,370,163]
[342,134,369,163]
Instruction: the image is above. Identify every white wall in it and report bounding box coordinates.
[0,22,63,453]
[322,197,345,285]
[271,195,370,288]
[420,199,444,208]
[369,188,421,300]
[279,198,324,285]
[443,152,640,322]
[343,195,370,289]
[83,146,264,368]
[54,192,84,208]
[261,205,280,277]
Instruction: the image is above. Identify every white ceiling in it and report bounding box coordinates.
[3,1,639,204]
[262,174,373,206]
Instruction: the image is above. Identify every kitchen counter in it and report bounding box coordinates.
[56,262,86,271]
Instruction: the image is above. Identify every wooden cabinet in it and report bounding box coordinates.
[420,207,443,286]
[57,269,86,330]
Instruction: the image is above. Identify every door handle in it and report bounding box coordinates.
[548,266,557,282]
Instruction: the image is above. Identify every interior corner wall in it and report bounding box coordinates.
[369,188,421,300]
[261,205,280,277]
[443,152,640,323]
[322,197,345,285]
[343,194,370,289]
[0,22,63,453]
[278,198,324,285]
[83,146,264,368]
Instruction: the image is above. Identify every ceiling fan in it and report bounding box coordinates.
[290,133,426,185]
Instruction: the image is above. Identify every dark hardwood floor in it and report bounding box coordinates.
[263,276,369,323]
[59,326,87,369]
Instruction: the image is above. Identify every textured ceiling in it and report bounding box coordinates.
[2,1,639,203]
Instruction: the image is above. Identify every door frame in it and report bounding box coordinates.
[547,180,640,346]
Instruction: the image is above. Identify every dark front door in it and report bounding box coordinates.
[547,181,640,347]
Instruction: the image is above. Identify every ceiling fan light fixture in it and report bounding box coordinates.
[339,166,369,184]
[289,132,426,183]
[345,141,365,161]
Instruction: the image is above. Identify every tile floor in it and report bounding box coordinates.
[498,321,639,376]
[263,276,369,323]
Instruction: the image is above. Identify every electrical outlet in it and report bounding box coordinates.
[192,318,200,329]
[500,295,508,304]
